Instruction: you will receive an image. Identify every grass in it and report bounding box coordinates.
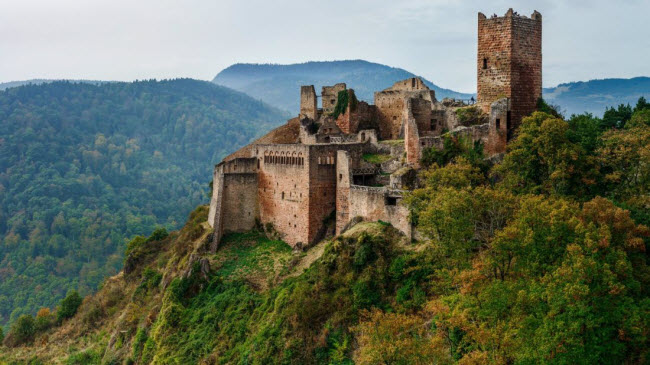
[362,153,393,164]
[213,231,293,288]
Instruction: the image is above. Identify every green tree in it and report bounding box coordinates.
[601,103,633,129]
[7,314,35,346]
[57,290,83,322]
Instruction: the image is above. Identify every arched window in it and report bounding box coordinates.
[483,58,488,69]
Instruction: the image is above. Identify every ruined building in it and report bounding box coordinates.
[208,9,542,248]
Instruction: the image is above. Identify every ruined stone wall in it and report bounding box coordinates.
[257,144,311,247]
[411,97,433,134]
[347,186,411,239]
[222,173,259,233]
[306,144,345,244]
[477,9,542,131]
[208,157,260,249]
[300,85,318,120]
[389,77,430,92]
[404,100,421,168]
[335,92,377,135]
[419,124,491,155]
[322,83,346,115]
[374,91,406,140]
[486,98,509,155]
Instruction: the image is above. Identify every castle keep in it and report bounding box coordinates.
[208,9,542,248]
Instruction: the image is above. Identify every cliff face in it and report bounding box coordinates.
[0,205,409,364]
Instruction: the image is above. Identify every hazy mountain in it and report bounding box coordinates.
[213,60,648,118]
[543,77,650,116]
[0,79,287,328]
[212,60,474,113]
[0,79,110,91]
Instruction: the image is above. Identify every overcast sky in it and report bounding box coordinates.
[1,0,648,93]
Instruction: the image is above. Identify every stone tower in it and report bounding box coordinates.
[477,9,542,134]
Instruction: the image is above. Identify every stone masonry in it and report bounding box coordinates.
[208,9,543,250]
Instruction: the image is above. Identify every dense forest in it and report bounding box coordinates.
[1,97,647,364]
[0,79,287,329]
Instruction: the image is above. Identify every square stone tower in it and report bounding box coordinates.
[477,9,542,134]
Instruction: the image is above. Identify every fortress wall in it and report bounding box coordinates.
[300,85,318,120]
[322,83,346,114]
[478,9,541,130]
[222,173,259,233]
[257,144,311,247]
[410,97,433,134]
[374,91,406,140]
[510,13,542,129]
[336,99,377,135]
[347,186,411,239]
[306,144,342,244]
[486,98,509,155]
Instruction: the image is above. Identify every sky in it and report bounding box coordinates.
[1,0,648,93]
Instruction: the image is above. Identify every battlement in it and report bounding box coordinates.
[478,8,542,21]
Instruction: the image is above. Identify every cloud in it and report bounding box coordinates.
[1,0,648,93]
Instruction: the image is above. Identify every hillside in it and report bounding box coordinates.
[212,60,473,112]
[0,79,287,330]
[2,105,649,364]
[544,77,650,116]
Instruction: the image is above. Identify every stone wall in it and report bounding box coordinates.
[404,99,421,168]
[257,144,311,247]
[222,173,259,233]
[375,91,407,140]
[322,83,346,114]
[486,98,509,155]
[374,78,436,140]
[347,186,411,240]
[477,9,541,132]
[300,85,317,120]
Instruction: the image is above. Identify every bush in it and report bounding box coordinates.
[6,314,35,346]
[35,307,54,332]
[58,290,83,322]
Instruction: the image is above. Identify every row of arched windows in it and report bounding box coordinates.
[263,151,304,166]
[318,155,335,165]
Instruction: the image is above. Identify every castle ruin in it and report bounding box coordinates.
[208,9,542,249]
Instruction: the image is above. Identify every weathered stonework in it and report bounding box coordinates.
[477,9,542,133]
[208,9,542,250]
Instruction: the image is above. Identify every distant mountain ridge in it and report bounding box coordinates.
[213,60,473,113]
[213,60,649,117]
[0,79,110,91]
[543,77,650,116]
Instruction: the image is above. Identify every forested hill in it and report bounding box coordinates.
[212,60,473,112]
[0,79,287,328]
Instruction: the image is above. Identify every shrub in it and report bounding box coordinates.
[34,307,54,332]
[58,290,83,322]
[6,314,35,346]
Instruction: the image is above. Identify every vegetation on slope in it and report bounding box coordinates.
[0,79,287,329]
[1,97,649,364]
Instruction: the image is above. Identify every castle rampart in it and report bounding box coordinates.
[209,9,542,250]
